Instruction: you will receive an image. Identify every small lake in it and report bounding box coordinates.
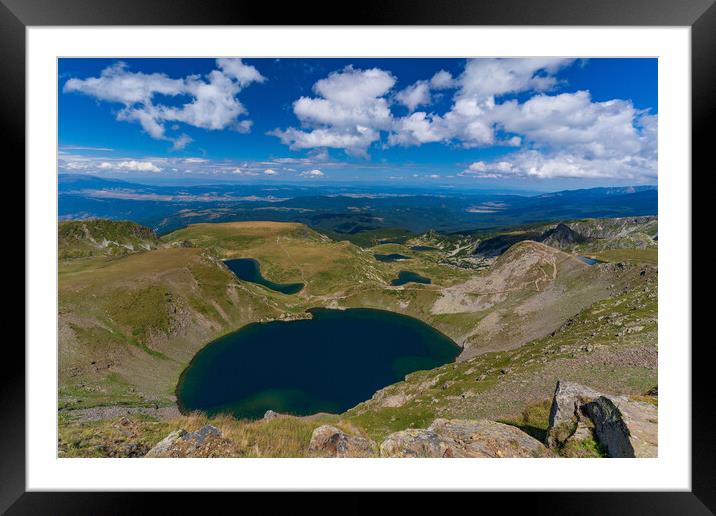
[410,245,438,251]
[374,253,411,262]
[577,256,602,266]
[176,308,459,419]
[391,271,432,286]
[225,258,304,294]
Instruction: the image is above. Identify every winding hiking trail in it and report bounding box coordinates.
[433,242,568,307]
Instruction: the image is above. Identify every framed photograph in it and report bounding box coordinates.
[6,0,711,509]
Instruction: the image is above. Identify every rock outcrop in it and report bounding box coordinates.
[262,410,284,421]
[145,425,233,457]
[546,381,603,448]
[380,419,552,458]
[377,393,409,408]
[380,429,447,458]
[539,223,587,249]
[546,380,657,457]
[308,425,378,457]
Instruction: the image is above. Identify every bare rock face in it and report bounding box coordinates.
[432,419,552,458]
[611,397,658,458]
[145,425,233,458]
[546,380,658,458]
[380,428,449,458]
[144,430,186,458]
[308,425,378,457]
[380,419,551,458]
[583,396,657,458]
[582,397,635,457]
[368,386,413,409]
[379,394,409,408]
[546,380,603,448]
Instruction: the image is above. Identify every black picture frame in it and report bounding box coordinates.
[4,0,710,511]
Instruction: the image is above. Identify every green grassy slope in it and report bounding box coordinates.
[59,246,280,409]
[60,220,437,410]
[59,219,159,259]
[58,217,658,457]
[58,271,656,456]
[341,271,657,441]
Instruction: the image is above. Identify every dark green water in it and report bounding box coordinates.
[391,271,432,286]
[410,245,438,251]
[225,258,304,294]
[374,253,411,262]
[176,308,459,419]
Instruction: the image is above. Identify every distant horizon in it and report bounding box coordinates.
[58,172,658,196]
[59,58,657,191]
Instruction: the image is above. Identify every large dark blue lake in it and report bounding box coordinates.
[176,308,460,419]
[225,258,304,294]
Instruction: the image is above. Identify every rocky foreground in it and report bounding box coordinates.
[144,380,657,458]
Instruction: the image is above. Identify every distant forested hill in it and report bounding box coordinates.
[58,174,656,239]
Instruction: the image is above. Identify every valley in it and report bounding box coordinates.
[57,213,657,458]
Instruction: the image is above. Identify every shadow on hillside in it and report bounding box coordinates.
[511,423,547,443]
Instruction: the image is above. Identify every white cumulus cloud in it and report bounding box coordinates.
[460,147,657,180]
[216,58,266,86]
[457,58,572,100]
[388,112,450,146]
[395,81,432,112]
[98,160,162,173]
[299,169,325,178]
[390,58,575,149]
[171,134,193,150]
[454,90,658,180]
[63,59,265,149]
[270,66,396,157]
[387,58,657,180]
[429,70,456,90]
[70,58,657,183]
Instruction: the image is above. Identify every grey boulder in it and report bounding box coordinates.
[546,380,657,458]
[308,425,378,457]
[380,419,552,458]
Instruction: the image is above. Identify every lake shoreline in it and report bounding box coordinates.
[175,307,460,420]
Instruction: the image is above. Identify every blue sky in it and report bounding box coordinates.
[58,58,657,191]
